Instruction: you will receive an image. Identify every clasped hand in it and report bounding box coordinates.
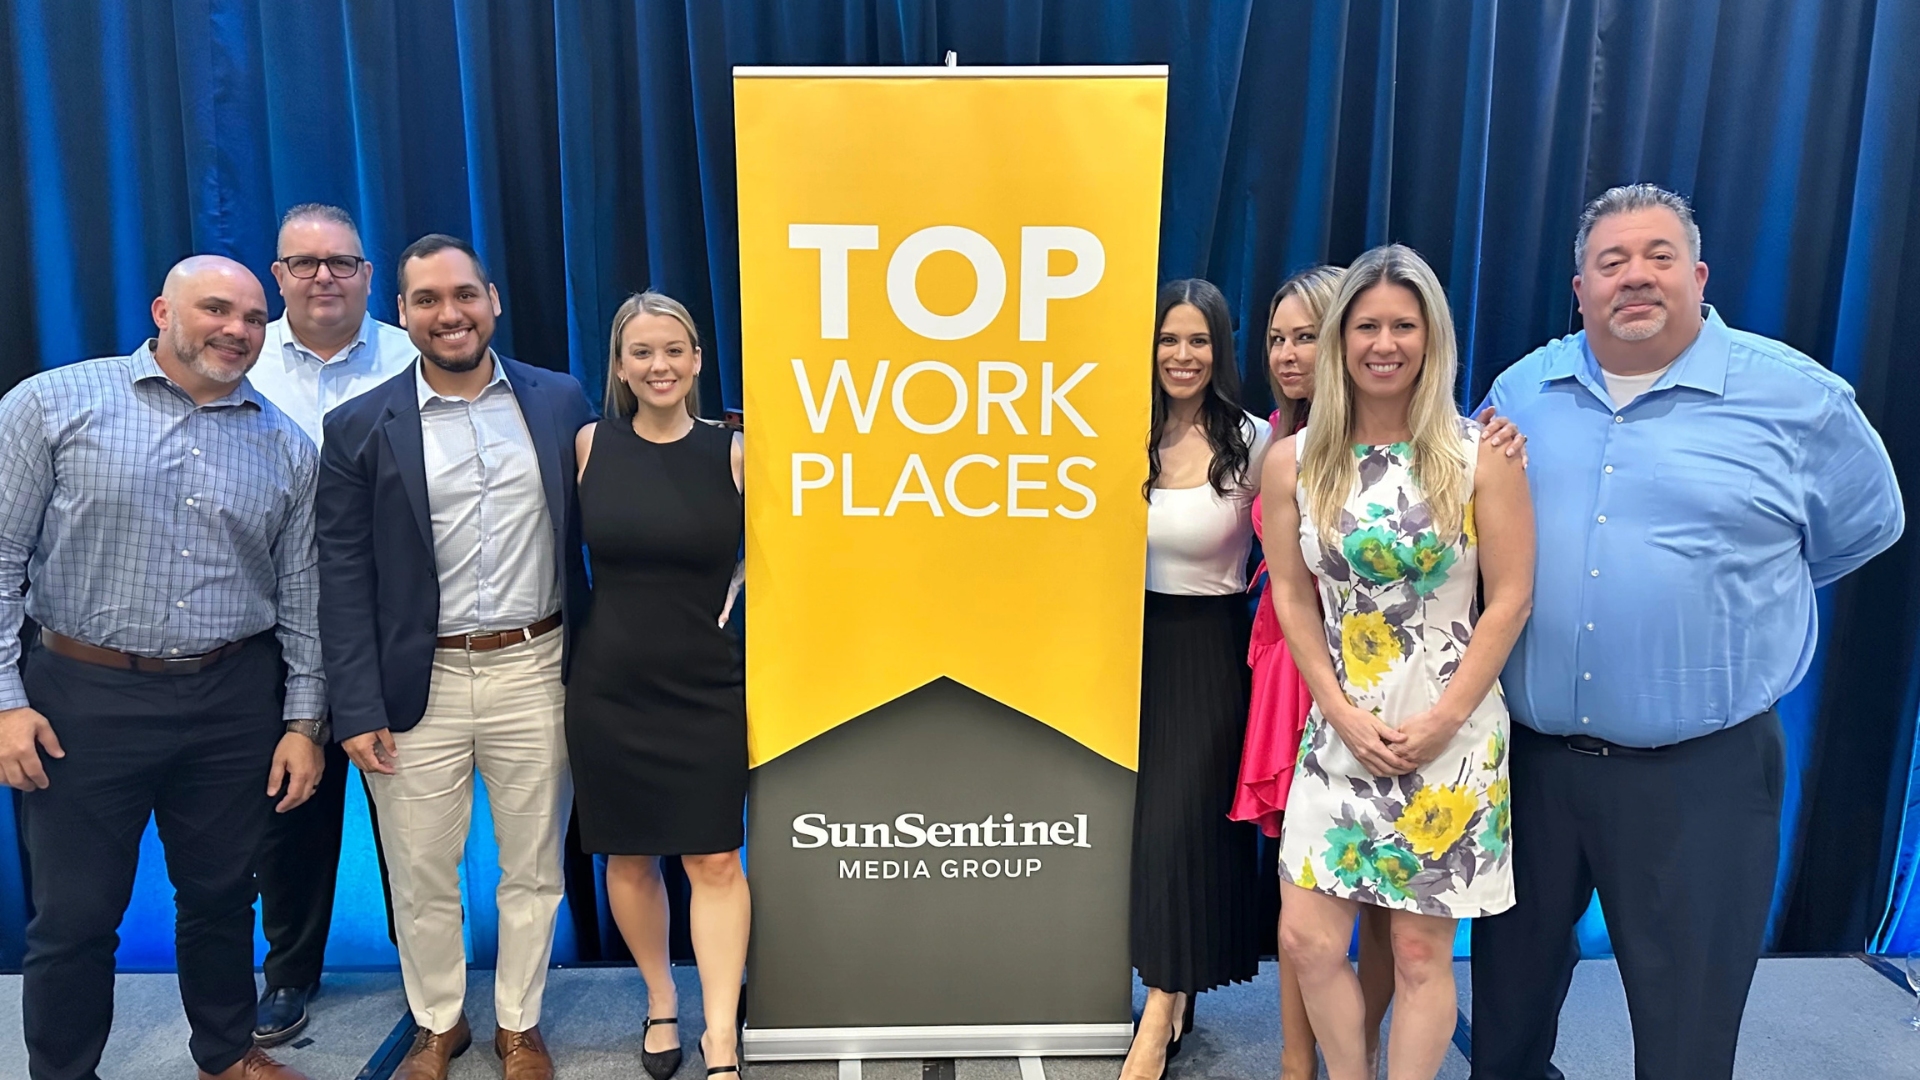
[1325,702,1463,777]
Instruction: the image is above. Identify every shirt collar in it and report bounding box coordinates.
[1551,304,1732,401]
[1660,306,1731,396]
[268,311,376,366]
[415,351,510,408]
[129,338,264,410]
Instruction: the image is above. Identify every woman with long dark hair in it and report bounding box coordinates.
[1122,279,1267,1080]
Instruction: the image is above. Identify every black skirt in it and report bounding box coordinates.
[1130,590,1262,993]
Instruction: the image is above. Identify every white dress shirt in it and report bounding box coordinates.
[1145,412,1273,595]
[415,356,560,635]
[249,312,418,447]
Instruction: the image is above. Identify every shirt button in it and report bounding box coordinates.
[1583,672,1592,680]
[185,498,196,506]
[175,600,187,609]
[1604,465,1614,474]
[1596,515,1607,523]
[180,549,190,557]
[1586,622,1595,630]
[1614,415,1624,424]
[1590,569,1600,577]
[1581,716,1590,724]
[191,448,201,456]
[170,648,180,655]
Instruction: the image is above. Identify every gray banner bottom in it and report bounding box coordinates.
[746,676,1137,1049]
[743,1022,1135,1061]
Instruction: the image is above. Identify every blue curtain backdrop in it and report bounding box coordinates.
[0,0,1916,970]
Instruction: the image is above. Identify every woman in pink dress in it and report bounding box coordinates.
[1235,266,1526,1079]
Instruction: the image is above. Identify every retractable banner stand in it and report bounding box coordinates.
[734,66,1168,1061]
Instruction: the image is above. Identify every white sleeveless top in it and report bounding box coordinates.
[1145,412,1273,595]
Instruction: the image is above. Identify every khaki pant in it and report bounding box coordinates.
[365,630,570,1034]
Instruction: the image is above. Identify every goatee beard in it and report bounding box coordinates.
[172,328,251,384]
[424,347,487,374]
[1609,306,1666,342]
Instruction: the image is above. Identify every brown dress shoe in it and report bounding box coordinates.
[196,1047,314,1080]
[496,1024,555,1080]
[391,1015,473,1080]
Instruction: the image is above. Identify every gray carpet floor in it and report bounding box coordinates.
[0,957,1914,1079]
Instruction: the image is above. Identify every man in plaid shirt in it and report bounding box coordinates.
[0,255,324,1080]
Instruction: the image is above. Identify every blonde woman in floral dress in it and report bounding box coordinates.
[1261,244,1534,1080]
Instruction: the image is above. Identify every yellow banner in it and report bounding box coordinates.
[737,69,1167,769]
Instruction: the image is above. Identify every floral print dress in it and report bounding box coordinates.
[1277,422,1514,918]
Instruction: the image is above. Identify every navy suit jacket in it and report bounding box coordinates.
[317,355,597,743]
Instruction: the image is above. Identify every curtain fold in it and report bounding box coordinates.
[0,0,1914,966]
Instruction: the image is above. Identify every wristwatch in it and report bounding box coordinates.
[286,718,331,745]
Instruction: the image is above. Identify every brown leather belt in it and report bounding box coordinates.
[41,628,250,675]
[436,612,562,652]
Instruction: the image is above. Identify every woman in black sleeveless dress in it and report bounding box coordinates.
[566,292,748,1080]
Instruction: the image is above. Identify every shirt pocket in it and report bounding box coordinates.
[1644,463,1755,558]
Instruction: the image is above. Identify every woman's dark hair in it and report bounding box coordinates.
[1145,278,1252,499]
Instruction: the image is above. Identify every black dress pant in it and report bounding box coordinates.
[19,638,284,1080]
[254,738,348,990]
[1469,711,1785,1080]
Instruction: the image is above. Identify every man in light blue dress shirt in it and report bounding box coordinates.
[1470,185,1904,1080]
[245,204,417,1047]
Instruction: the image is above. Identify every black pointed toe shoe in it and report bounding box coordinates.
[642,1016,683,1080]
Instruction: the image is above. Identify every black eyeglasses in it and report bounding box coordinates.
[278,255,367,279]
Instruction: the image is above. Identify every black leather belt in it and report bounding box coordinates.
[1563,733,1667,757]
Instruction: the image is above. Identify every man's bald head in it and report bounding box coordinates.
[152,255,270,397]
[162,254,266,306]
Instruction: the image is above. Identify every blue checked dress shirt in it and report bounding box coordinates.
[0,342,325,720]
[1484,307,1903,747]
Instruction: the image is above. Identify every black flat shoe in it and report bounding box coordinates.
[703,1028,744,1077]
[642,1016,682,1080]
[252,982,316,1047]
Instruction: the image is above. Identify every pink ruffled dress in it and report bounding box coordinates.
[1230,410,1314,838]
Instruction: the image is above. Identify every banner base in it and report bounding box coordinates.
[742,1023,1133,1061]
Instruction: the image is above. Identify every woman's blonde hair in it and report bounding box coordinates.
[604,291,701,418]
[1299,244,1468,541]
[1264,264,1346,435]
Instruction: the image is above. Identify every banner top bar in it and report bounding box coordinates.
[733,65,1168,78]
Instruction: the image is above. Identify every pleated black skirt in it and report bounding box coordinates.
[1130,590,1262,993]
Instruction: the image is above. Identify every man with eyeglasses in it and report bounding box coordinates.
[245,204,415,1047]
[253,204,416,447]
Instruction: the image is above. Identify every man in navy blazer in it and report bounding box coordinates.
[316,235,593,1080]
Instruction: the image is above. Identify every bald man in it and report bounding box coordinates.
[0,256,324,1080]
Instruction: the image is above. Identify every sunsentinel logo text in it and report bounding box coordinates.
[790,812,1092,850]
